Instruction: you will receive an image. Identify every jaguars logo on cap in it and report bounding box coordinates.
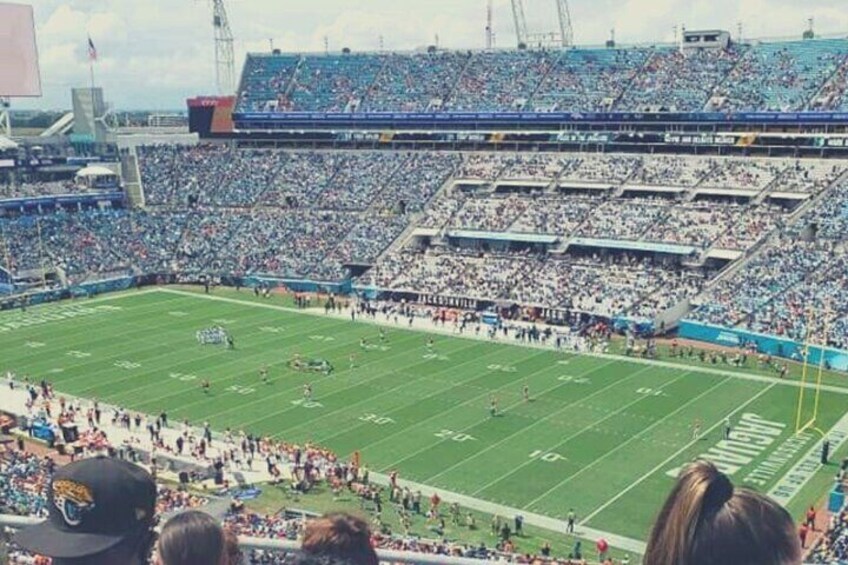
[52,479,95,527]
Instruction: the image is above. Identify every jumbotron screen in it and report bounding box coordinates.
[187,95,235,137]
[0,2,41,97]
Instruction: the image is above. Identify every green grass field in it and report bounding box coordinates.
[2,286,847,550]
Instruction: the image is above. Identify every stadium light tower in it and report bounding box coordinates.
[511,0,573,48]
[212,0,236,94]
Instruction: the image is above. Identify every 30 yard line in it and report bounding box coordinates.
[235,338,513,434]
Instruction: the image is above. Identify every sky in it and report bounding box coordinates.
[9,0,848,111]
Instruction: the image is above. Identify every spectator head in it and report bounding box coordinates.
[14,456,156,565]
[301,512,378,565]
[293,555,362,565]
[645,460,801,565]
[154,510,228,565]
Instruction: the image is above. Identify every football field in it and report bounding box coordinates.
[2,287,847,545]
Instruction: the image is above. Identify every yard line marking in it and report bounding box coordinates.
[521,375,734,509]
[95,312,381,402]
[420,361,654,484]
[470,369,695,497]
[2,294,213,369]
[61,301,314,394]
[237,337,511,433]
[768,409,848,506]
[123,316,437,417]
[0,288,159,320]
[276,347,559,442]
[580,382,777,525]
[372,359,639,472]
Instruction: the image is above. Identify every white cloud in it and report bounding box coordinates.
[9,0,848,110]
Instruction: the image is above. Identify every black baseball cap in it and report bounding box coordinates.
[15,456,156,559]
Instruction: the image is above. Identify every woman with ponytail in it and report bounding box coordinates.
[644,460,801,565]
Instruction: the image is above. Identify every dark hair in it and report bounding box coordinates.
[156,511,226,565]
[644,460,801,565]
[301,512,378,565]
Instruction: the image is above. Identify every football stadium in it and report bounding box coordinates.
[2,1,848,564]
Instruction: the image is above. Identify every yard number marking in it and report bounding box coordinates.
[558,375,590,384]
[290,398,323,409]
[66,350,91,358]
[435,429,476,442]
[529,450,566,463]
[359,413,394,425]
[169,372,197,382]
[226,385,255,396]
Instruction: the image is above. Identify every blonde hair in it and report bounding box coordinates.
[644,460,801,565]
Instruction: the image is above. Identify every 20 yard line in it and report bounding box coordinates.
[372,360,649,473]
[418,359,643,484]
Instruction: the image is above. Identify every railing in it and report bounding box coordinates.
[0,514,495,565]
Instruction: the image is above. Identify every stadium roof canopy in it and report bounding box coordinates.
[75,165,115,177]
[0,136,18,150]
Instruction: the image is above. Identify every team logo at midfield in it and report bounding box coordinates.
[52,480,95,527]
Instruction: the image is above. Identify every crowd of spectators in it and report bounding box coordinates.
[692,172,848,346]
[6,145,848,347]
[793,178,848,239]
[532,48,649,112]
[510,196,599,236]
[769,160,846,194]
[156,485,210,515]
[559,154,641,184]
[713,40,848,112]
[621,46,745,112]
[811,57,848,111]
[809,504,848,563]
[447,50,557,112]
[288,55,386,112]
[233,39,848,115]
[628,156,715,187]
[0,447,52,518]
[578,199,668,241]
[364,248,705,321]
[138,145,289,207]
[363,51,470,112]
[699,158,783,191]
[0,212,133,283]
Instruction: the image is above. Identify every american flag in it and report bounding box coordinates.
[87,36,97,61]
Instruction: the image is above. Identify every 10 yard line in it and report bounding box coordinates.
[579,382,777,525]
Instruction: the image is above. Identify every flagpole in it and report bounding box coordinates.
[87,36,96,91]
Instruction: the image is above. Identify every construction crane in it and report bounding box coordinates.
[212,0,236,94]
[511,0,573,48]
[486,0,494,49]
